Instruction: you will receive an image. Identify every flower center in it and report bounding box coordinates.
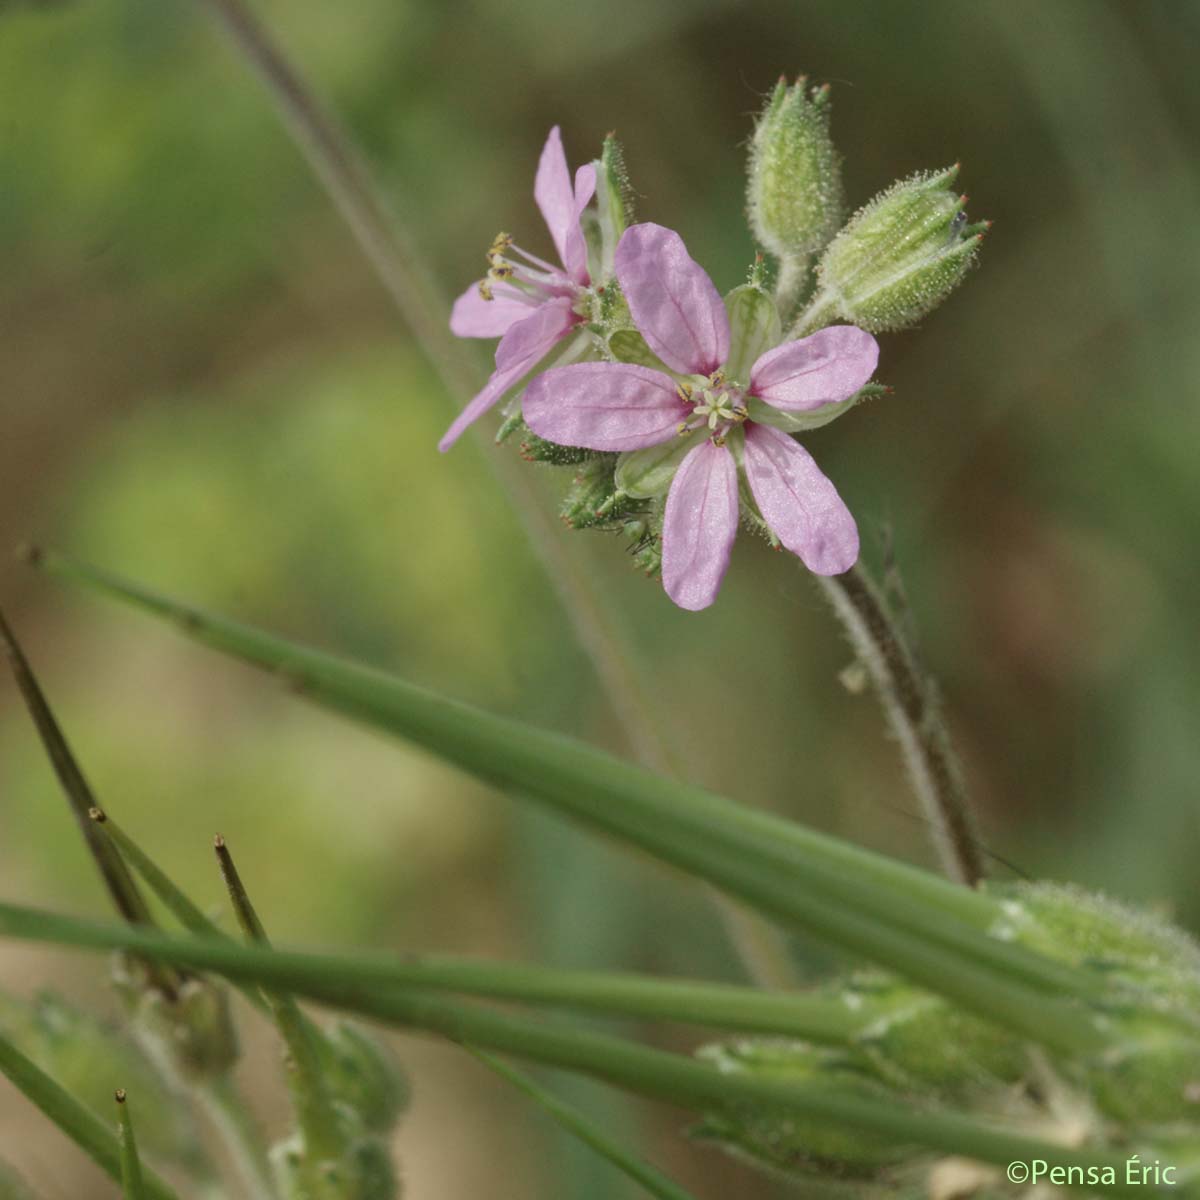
[676,370,748,445]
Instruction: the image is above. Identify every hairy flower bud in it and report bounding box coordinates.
[321,1021,410,1136]
[747,77,843,260]
[815,166,986,332]
[114,959,240,1082]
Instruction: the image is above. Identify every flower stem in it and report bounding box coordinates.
[772,253,810,323]
[789,287,839,337]
[814,563,985,887]
[195,1077,277,1200]
[187,0,796,988]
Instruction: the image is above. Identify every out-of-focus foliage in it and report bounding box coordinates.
[1,1,1198,1197]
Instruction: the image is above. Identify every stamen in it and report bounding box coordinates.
[677,421,691,437]
[732,405,749,422]
[712,433,727,447]
[478,279,494,301]
[488,264,515,281]
[676,381,694,403]
[708,369,726,388]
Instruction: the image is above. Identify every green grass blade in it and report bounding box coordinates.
[36,556,1112,1051]
[90,811,271,1017]
[115,1090,147,1200]
[0,902,864,1043]
[471,1050,700,1200]
[213,835,344,1164]
[0,608,151,926]
[0,920,1142,1189]
[0,1031,178,1200]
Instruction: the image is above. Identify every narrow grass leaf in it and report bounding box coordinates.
[36,557,1113,1052]
[0,902,865,1043]
[472,1050,700,1200]
[0,1030,178,1200]
[115,1090,147,1200]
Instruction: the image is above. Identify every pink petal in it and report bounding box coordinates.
[535,127,584,275]
[614,223,730,376]
[439,298,576,452]
[449,281,533,338]
[742,424,859,575]
[749,325,879,412]
[523,362,685,451]
[560,163,597,284]
[662,440,739,611]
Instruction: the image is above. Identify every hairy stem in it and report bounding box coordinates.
[815,563,984,886]
[195,1078,277,1200]
[188,0,794,987]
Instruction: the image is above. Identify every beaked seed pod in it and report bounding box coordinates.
[747,77,843,260]
[815,166,986,332]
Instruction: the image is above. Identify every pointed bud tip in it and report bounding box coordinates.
[88,806,106,823]
[114,1088,127,1103]
[213,833,226,850]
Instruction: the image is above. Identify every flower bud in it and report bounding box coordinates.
[747,77,843,260]
[271,1131,400,1200]
[815,166,986,332]
[114,959,240,1082]
[321,1021,410,1136]
[692,1039,904,1175]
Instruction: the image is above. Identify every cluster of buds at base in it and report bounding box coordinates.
[271,1126,400,1200]
[692,882,1200,1189]
[747,76,843,262]
[112,952,240,1084]
[812,166,989,333]
[271,1018,410,1200]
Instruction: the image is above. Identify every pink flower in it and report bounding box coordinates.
[440,127,596,451]
[523,223,879,610]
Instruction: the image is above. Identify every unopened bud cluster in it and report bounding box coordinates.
[694,882,1200,1189]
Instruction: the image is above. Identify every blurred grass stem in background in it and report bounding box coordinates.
[189,0,799,986]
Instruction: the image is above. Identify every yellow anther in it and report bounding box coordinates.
[675,381,694,403]
[733,405,749,422]
[490,232,513,253]
[713,433,727,447]
[676,422,691,437]
[708,369,726,387]
[488,264,514,280]
[478,279,494,301]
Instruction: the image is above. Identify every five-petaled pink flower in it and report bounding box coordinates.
[524,224,880,610]
[441,127,596,451]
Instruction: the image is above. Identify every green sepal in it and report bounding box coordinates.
[724,283,781,383]
[745,383,886,434]
[560,457,640,529]
[596,134,635,276]
[606,328,664,369]
[614,430,702,499]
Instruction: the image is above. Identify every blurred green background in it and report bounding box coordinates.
[1,0,1197,1195]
